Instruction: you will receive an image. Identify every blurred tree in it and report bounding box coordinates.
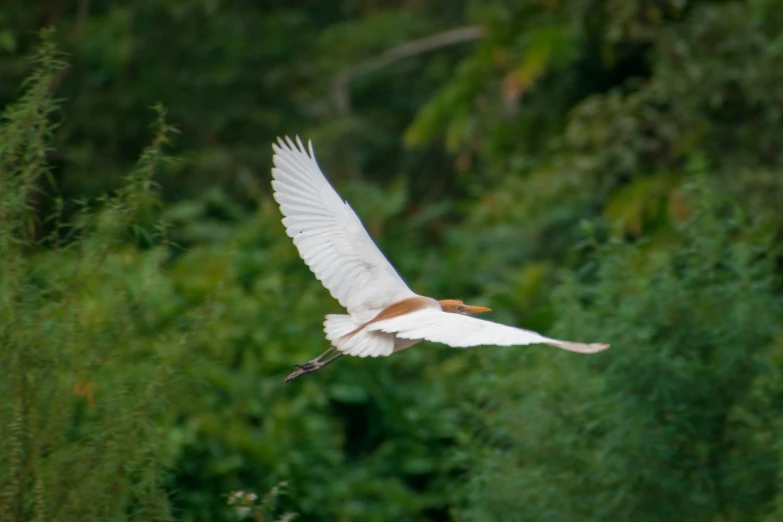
[0,0,475,211]
[0,35,188,521]
[2,0,782,521]
[455,183,783,521]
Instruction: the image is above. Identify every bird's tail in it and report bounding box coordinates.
[323,314,360,343]
[323,314,395,357]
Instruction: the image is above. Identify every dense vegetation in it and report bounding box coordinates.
[1,1,781,521]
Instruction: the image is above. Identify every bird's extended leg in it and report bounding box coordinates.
[284,347,343,384]
[293,346,336,371]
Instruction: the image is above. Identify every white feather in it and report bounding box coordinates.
[323,314,357,342]
[274,136,608,359]
[332,328,395,358]
[272,137,416,322]
[366,309,609,354]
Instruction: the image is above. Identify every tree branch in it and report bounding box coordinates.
[333,25,485,113]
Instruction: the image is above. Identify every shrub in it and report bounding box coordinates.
[457,184,783,522]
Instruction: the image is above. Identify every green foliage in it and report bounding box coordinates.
[158,189,466,522]
[226,485,296,522]
[0,30,64,251]
[0,35,189,521]
[456,184,783,521]
[2,1,783,521]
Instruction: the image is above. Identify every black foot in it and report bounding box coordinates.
[284,362,322,384]
[284,349,343,385]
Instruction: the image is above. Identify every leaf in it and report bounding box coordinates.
[603,175,681,236]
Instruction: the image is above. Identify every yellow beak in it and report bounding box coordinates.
[465,305,492,314]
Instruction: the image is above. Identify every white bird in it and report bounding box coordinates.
[271,137,609,384]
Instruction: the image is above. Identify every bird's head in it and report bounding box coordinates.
[438,299,492,315]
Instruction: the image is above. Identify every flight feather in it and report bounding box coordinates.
[367,309,609,353]
[271,136,416,320]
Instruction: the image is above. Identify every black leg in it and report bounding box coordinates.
[319,352,343,368]
[292,346,336,371]
[284,347,343,384]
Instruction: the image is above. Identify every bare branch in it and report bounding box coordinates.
[333,25,485,113]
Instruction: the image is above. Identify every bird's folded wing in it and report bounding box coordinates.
[366,309,609,353]
[272,137,416,319]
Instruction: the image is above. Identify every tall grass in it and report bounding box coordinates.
[0,32,203,522]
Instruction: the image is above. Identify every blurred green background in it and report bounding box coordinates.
[2,1,783,521]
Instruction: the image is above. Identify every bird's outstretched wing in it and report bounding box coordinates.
[366,309,609,353]
[272,136,416,320]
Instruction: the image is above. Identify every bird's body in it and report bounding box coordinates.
[271,136,608,383]
[324,296,438,357]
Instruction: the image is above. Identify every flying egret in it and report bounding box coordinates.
[272,137,609,384]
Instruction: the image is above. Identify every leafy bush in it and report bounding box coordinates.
[0,37,467,522]
[0,34,191,521]
[457,184,783,521]
[3,2,783,521]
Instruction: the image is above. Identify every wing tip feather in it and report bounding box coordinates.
[546,341,610,354]
[272,135,317,166]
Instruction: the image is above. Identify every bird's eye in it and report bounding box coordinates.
[456,304,465,312]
